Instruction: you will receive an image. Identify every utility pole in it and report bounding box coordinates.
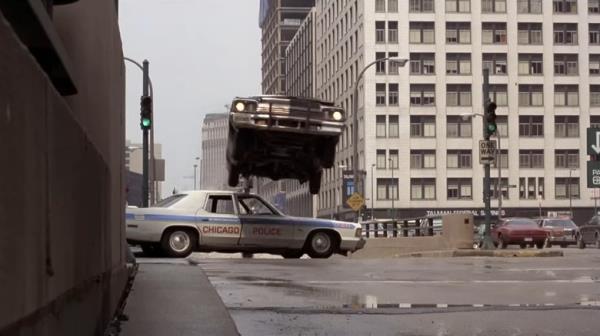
[141,60,151,207]
[481,69,496,250]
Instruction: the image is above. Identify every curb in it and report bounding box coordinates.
[406,249,564,258]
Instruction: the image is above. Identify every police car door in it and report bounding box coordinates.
[237,194,294,248]
[198,194,242,247]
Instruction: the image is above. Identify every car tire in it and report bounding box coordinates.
[560,244,568,248]
[241,252,254,259]
[318,139,336,169]
[306,231,336,258]
[309,170,323,195]
[595,233,600,249]
[282,250,304,259]
[519,243,527,249]
[577,233,586,249]
[161,229,196,258]
[497,235,507,249]
[535,242,544,249]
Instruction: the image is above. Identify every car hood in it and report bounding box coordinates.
[506,224,544,231]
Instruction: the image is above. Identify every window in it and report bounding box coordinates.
[237,195,277,216]
[388,52,399,74]
[519,150,545,168]
[376,149,387,168]
[590,0,600,13]
[490,177,509,199]
[376,83,386,106]
[389,150,399,169]
[411,178,436,200]
[410,84,436,106]
[376,21,386,43]
[376,115,386,137]
[482,22,507,44]
[553,0,577,13]
[375,52,386,74]
[554,54,578,75]
[489,84,508,106]
[518,85,544,106]
[446,22,471,44]
[205,195,235,215]
[555,149,579,168]
[388,0,399,12]
[447,178,472,200]
[410,150,436,169]
[591,85,600,106]
[554,85,579,107]
[519,116,544,136]
[518,23,543,45]
[555,177,580,199]
[446,0,470,13]
[447,150,472,169]
[446,84,472,106]
[554,116,579,137]
[410,53,435,75]
[410,0,433,12]
[592,116,600,128]
[388,84,399,105]
[482,0,506,12]
[388,21,398,43]
[554,23,578,45]
[410,115,436,137]
[409,22,435,44]
[377,178,398,200]
[388,115,399,137]
[590,55,600,75]
[376,0,386,12]
[482,53,507,75]
[496,115,509,137]
[520,177,545,199]
[590,24,600,45]
[518,54,543,75]
[491,150,509,169]
[518,0,542,13]
[447,116,472,138]
[446,53,471,75]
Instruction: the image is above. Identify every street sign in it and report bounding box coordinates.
[588,128,600,156]
[588,161,600,188]
[479,140,497,164]
[346,192,364,212]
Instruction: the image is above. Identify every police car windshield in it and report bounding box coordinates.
[153,194,186,208]
[237,195,281,216]
[545,219,575,227]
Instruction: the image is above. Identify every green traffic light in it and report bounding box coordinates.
[142,118,151,127]
[487,124,496,132]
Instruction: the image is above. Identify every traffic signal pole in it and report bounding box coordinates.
[481,69,494,250]
[142,60,150,208]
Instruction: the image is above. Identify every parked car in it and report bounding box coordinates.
[226,95,345,194]
[126,190,365,258]
[536,217,578,248]
[576,215,600,249]
[492,217,547,249]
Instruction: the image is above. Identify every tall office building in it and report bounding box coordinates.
[314,0,598,224]
[200,113,230,190]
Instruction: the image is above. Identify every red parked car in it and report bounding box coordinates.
[492,218,547,249]
[536,217,578,248]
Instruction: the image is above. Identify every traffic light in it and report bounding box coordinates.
[485,101,497,137]
[140,95,152,130]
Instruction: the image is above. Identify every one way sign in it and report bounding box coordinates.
[587,128,600,156]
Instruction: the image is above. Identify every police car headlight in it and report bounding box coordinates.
[235,102,246,112]
[332,111,343,121]
[355,228,362,237]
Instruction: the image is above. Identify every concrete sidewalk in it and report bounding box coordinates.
[121,263,239,336]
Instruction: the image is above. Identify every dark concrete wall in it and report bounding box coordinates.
[0,1,127,335]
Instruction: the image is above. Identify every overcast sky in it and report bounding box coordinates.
[119,0,261,196]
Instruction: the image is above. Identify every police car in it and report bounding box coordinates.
[126,190,365,258]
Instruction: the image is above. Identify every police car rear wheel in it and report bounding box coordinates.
[307,231,335,258]
[161,229,196,258]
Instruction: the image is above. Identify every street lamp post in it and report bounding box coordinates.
[193,164,198,191]
[195,156,200,190]
[569,169,575,218]
[352,57,407,221]
[371,163,376,220]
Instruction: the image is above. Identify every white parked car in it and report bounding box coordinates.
[126,190,365,258]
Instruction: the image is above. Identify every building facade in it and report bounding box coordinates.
[200,113,229,190]
[125,140,164,200]
[314,0,600,224]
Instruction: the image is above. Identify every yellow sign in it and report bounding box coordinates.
[346,192,365,211]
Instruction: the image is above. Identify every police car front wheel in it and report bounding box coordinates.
[161,229,196,258]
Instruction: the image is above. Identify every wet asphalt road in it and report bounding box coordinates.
[184,247,600,336]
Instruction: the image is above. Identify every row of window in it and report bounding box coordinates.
[375,84,600,108]
[376,22,600,46]
[376,149,579,170]
[376,177,578,201]
[380,0,597,15]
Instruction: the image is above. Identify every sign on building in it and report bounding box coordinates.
[587,128,600,188]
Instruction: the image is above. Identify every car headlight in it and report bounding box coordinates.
[355,228,362,237]
[235,102,246,112]
[332,111,343,121]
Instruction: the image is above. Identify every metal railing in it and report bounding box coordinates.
[361,217,439,238]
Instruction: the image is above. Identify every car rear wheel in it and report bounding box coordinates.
[497,235,507,249]
[161,229,196,258]
[535,242,544,249]
[306,231,336,258]
[519,243,527,249]
[281,250,304,259]
[577,234,586,249]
